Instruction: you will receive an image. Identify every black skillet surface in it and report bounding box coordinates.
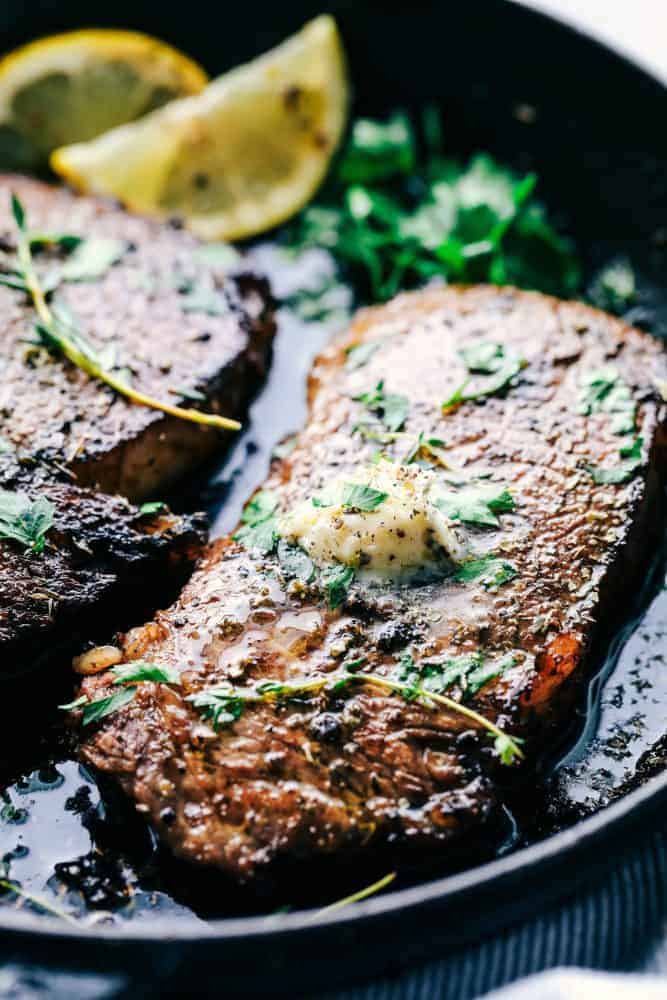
[1,0,667,995]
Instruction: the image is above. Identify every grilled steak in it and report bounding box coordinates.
[76,286,667,879]
[0,175,274,501]
[0,176,274,673]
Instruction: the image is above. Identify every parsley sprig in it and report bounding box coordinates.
[8,194,241,432]
[188,665,524,766]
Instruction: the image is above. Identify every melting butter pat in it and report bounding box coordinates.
[279,462,467,576]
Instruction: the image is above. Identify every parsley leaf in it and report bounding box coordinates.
[454,556,517,589]
[111,661,181,686]
[345,341,381,370]
[277,539,315,583]
[338,112,416,185]
[187,685,245,730]
[288,110,579,303]
[434,483,515,528]
[355,380,409,432]
[494,731,524,766]
[81,687,136,726]
[60,238,127,282]
[0,490,54,553]
[234,491,279,553]
[587,436,643,485]
[341,483,388,512]
[138,501,167,516]
[323,564,355,609]
[444,343,525,409]
[577,366,636,435]
[588,258,636,315]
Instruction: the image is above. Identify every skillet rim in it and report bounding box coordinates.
[0,0,665,947]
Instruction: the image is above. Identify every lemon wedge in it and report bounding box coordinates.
[0,29,208,171]
[51,16,349,241]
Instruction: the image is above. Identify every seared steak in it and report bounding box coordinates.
[0,175,274,501]
[0,176,274,673]
[76,286,667,879]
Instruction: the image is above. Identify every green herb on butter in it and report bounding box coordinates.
[341,482,388,512]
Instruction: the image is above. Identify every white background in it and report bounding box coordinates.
[519,0,667,82]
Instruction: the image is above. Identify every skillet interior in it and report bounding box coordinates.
[0,0,666,994]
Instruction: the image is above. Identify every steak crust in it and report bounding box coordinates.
[77,286,667,879]
[0,176,274,672]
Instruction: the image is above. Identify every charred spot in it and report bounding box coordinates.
[283,84,302,110]
[309,712,343,743]
[376,619,419,652]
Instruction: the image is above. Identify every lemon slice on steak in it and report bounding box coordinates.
[0,29,208,171]
[51,16,349,241]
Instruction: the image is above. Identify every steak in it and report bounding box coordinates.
[0,176,274,673]
[75,286,667,880]
[0,175,274,501]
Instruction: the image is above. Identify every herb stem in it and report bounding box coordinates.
[345,672,524,759]
[314,871,397,917]
[0,879,79,926]
[12,195,241,432]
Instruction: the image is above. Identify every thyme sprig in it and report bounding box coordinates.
[9,194,241,432]
[188,668,524,765]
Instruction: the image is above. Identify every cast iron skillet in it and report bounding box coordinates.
[1,0,667,995]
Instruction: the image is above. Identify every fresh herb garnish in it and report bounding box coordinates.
[193,243,240,269]
[454,555,517,589]
[587,436,643,485]
[80,687,136,726]
[433,483,515,528]
[315,872,397,917]
[443,342,525,410]
[588,258,636,315]
[345,341,381,370]
[7,194,241,432]
[188,664,523,765]
[323,564,355,609]
[288,109,579,302]
[234,490,279,553]
[277,539,315,583]
[110,661,181,686]
[354,380,409,432]
[577,366,636,435]
[403,432,453,469]
[341,482,388,512]
[59,237,126,283]
[338,112,415,185]
[138,501,167,516]
[0,489,54,553]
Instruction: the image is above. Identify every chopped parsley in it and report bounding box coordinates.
[443,342,525,410]
[138,500,167,516]
[277,539,315,583]
[588,258,636,315]
[577,366,636,436]
[354,380,409,432]
[454,555,517,590]
[587,436,643,485]
[234,490,279,553]
[341,482,388,512]
[110,661,181,686]
[323,564,355,609]
[59,238,127,283]
[345,341,381,370]
[80,688,136,727]
[288,109,579,303]
[0,489,54,553]
[434,483,515,528]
